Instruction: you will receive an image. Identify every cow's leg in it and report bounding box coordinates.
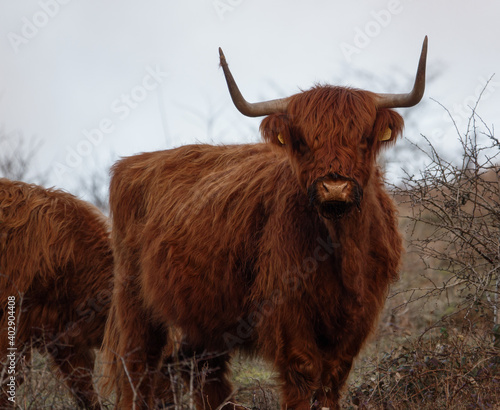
[113,279,166,410]
[153,360,175,409]
[192,352,235,409]
[107,260,159,409]
[156,348,235,410]
[160,345,235,410]
[48,345,101,410]
[152,340,182,409]
[312,324,370,410]
[117,322,165,409]
[276,338,322,410]
[311,357,353,410]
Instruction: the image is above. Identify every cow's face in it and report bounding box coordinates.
[260,87,404,219]
[219,38,427,219]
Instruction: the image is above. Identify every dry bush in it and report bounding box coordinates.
[1,350,96,409]
[392,99,499,330]
[343,96,500,409]
[344,330,499,409]
[5,352,280,410]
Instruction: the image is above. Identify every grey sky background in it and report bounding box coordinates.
[1,0,499,193]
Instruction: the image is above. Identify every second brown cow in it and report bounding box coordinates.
[0,179,113,409]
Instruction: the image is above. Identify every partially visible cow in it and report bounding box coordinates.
[102,37,428,409]
[0,179,113,409]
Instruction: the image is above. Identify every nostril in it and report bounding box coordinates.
[319,180,352,203]
[309,176,363,219]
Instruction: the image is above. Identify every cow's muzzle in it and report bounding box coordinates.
[308,174,363,219]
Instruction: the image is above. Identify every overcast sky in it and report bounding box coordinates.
[1,0,499,193]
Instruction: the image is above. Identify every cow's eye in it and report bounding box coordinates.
[288,129,310,156]
[292,138,310,157]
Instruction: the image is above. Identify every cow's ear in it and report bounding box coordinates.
[371,109,404,146]
[260,113,291,147]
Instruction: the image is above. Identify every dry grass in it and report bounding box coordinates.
[4,352,85,409]
[344,329,499,409]
[5,216,498,409]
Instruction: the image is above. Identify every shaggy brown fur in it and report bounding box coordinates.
[0,179,113,409]
[102,86,405,409]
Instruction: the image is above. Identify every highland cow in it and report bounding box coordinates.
[0,179,113,409]
[102,37,428,409]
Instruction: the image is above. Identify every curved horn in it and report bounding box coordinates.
[219,48,291,117]
[375,36,428,109]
